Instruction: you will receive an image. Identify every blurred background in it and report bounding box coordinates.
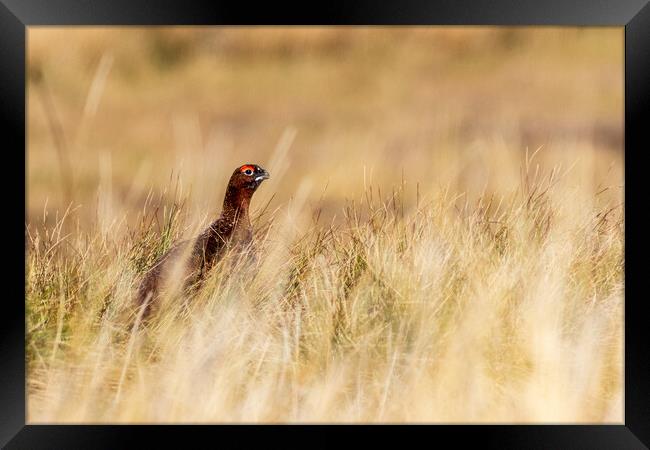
[27,27,623,230]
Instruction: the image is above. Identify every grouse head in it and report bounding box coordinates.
[229,164,270,192]
[222,164,270,219]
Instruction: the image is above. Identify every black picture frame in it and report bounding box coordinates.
[2,1,648,448]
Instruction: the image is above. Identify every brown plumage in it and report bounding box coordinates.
[136,164,270,317]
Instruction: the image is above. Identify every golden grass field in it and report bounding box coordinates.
[26,27,624,423]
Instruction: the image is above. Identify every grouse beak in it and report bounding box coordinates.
[255,168,270,182]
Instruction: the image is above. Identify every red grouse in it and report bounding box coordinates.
[136,164,270,316]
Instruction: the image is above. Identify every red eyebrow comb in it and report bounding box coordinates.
[240,165,255,173]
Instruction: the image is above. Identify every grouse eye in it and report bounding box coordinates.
[244,168,253,176]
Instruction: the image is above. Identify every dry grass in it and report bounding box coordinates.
[26,27,623,423]
[26,148,623,423]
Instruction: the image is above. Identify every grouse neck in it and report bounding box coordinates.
[222,185,252,224]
